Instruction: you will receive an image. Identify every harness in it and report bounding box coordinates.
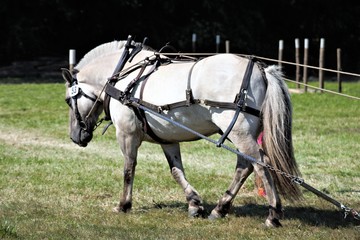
[63,69,99,131]
[103,51,263,145]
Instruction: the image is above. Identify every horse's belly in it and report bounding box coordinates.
[145,106,219,142]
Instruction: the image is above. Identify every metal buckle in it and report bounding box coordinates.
[292,177,304,185]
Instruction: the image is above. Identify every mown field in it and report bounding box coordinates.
[0,80,359,239]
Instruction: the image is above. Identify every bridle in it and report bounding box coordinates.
[63,69,100,132]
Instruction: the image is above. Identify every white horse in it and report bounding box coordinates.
[62,40,302,227]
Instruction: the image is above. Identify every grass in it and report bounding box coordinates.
[0,81,359,239]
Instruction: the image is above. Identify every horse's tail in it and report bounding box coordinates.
[261,65,302,201]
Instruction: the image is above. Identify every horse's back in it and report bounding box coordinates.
[131,53,265,142]
[142,54,251,103]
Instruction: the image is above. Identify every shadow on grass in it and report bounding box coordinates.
[231,203,359,228]
[139,201,359,228]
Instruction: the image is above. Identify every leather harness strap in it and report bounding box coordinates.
[216,57,256,146]
[104,55,262,144]
[133,57,260,117]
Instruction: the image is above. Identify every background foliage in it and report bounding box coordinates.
[1,0,359,72]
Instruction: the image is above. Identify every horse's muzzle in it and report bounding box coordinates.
[71,129,93,147]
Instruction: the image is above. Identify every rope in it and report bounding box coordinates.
[156,52,360,77]
[156,52,360,100]
[252,55,360,78]
[284,78,360,100]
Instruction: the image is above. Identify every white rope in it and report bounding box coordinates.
[284,78,360,100]
[252,55,360,78]
[156,52,360,78]
[156,52,360,100]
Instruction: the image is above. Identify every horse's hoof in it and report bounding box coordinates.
[208,210,222,220]
[112,206,131,213]
[112,206,121,213]
[188,206,205,218]
[265,218,282,227]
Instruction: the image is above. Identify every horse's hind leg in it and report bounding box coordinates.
[161,143,205,217]
[208,152,254,219]
[209,135,283,227]
[254,152,283,227]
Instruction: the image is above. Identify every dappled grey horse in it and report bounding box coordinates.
[62,40,302,227]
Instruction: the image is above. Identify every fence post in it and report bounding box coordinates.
[319,38,325,91]
[295,38,300,89]
[225,40,230,53]
[216,35,220,53]
[69,49,76,72]
[192,33,197,53]
[303,38,309,92]
[337,48,342,93]
[278,40,284,67]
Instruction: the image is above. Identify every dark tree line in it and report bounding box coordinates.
[1,0,359,72]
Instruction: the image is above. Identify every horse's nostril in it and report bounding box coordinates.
[79,121,88,130]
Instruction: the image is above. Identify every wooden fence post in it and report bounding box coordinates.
[278,40,284,67]
[192,33,197,53]
[69,49,76,72]
[225,40,230,53]
[319,38,325,91]
[295,38,300,89]
[303,38,309,92]
[216,35,220,53]
[337,48,342,93]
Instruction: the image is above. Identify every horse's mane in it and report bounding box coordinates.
[76,40,154,70]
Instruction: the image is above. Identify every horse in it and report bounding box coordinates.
[62,40,302,227]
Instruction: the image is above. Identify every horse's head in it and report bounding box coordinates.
[62,68,103,147]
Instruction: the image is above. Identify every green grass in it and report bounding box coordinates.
[0,81,359,239]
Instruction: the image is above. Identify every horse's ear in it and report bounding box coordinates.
[61,68,79,84]
[61,68,72,84]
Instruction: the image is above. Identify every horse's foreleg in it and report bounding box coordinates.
[113,134,140,213]
[209,155,253,219]
[113,155,137,213]
[161,143,204,217]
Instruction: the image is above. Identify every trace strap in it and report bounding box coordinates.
[130,101,359,221]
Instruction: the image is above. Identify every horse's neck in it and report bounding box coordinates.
[123,50,156,69]
[79,49,155,100]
